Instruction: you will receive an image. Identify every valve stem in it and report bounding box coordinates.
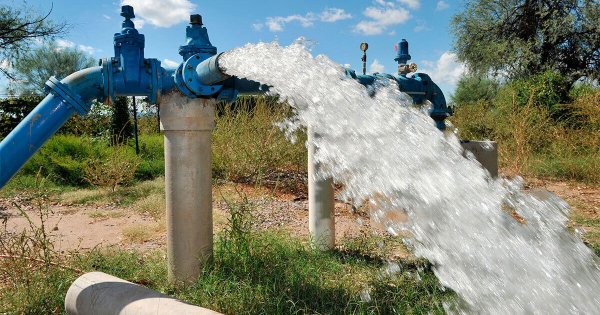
[360,42,369,75]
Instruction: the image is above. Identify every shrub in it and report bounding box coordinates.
[21,135,109,185]
[83,145,141,192]
[212,96,307,182]
[510,71,571,120]
[451,75,500,106]
[136,134,164,180]
[451,73,600,182]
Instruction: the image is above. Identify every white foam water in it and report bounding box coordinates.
[220,39,600,314]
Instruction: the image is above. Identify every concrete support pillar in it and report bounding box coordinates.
[65,272,221,315]
[307,128,335,250]
[460,140,499,177]
[160,93,215,283]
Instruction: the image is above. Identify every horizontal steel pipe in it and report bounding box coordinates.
[195,53,231,86]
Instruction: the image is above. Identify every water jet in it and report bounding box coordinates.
[4,4,583,314]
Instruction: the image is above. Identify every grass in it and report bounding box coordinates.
[212,97,307,184]
[133,192,165,220]
[57,176,164,207]
[88,210,126,219]
[0,184,453,314]
[1,233,453,314]
[121,223,163,244]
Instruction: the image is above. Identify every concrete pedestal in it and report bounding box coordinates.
[460,140,499,177]
[160,93,215,283]
[307,128,335,250]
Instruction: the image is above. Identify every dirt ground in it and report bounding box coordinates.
[0,182,381,253]
[1,174,599,255]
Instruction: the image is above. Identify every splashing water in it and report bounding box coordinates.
[220,40,600,314]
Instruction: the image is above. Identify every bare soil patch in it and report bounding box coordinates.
[2,176,598,255]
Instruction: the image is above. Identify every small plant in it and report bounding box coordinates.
[122,224,161,244]
[84,145,141,192]
[218,188,255,261]
[0,172,80,313]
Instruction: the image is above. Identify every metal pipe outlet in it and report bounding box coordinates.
[160,93,215,283]
[307,128,335,250]
[195,53,231,86]
[65,272,221,315]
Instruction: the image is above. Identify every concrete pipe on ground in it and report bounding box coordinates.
[307,128,335,250]
[160,93,215,283]
[65,272,221,315]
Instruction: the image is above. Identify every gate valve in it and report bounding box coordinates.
[99,5,170,104]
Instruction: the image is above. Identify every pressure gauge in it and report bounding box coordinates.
[360,42,369,52]
[408,63,418,73]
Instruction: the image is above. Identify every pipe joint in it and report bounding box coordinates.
[45,77,90,115]
[175,53,224,98]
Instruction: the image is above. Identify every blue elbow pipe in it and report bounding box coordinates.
[0,67,103,188]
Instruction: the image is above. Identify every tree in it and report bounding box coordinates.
[0,95,42,137]
[452,75,501,106]
[0,4,66,80]
[452,0,600,87]
[11,40,95,95]
[111,96,133,145]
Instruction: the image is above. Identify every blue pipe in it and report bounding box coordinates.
[0,5,181,189]
[0,67,104,188]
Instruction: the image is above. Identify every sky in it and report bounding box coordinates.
[2,0,467,98]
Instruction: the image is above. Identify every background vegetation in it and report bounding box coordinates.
[451,72,600,182]
[1,96,307,192]
[0,0,599,313]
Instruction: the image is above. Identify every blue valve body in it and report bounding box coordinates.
[100,5,173,104]
[346,38,451,130]
[395,39,411,65]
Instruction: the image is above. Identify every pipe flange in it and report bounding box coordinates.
[174,63,195,98]
[146,58,161,104]
[178,53,223,97]
[45,77,90,115]
[100,58,115,104]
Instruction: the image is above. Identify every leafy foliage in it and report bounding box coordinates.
[451,75,500,105]
[111,96,133,145]
[0,95,41,137]
[0,3,66,80]
[452,0,600,86]
[11,40,95,94]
